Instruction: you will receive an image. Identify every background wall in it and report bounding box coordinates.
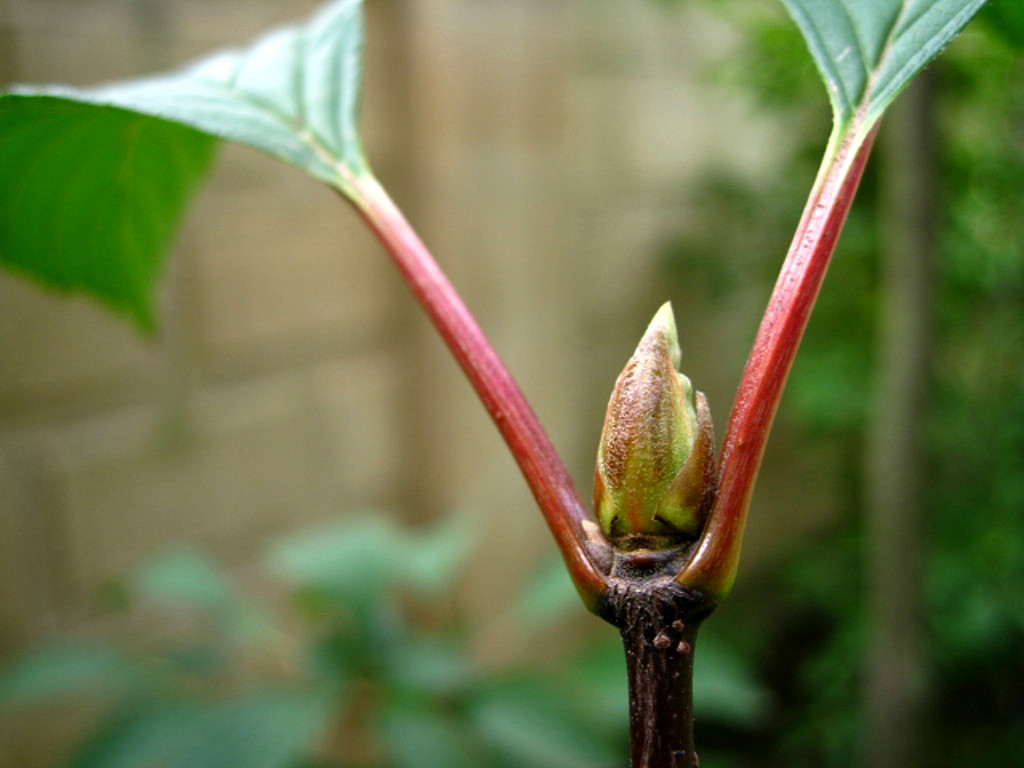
[0,2,849,762]
[0,0,839,646]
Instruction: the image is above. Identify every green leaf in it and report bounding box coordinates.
[470,679,622,768]
[65,703,200,768]
[516,557,579,628]
[0,645,150,708]
[0,97,215,329]
[401,514,475,596]
[386,636,475,697]
[129,547,274,647]
[693,635,772,727]
[380,706,483,768]
[132,547,237,610]
[562,638,628,734]
[13,0,368,190]
[780,0,989,127]
[269,515,404,605]
[174,691,334,768]
[979,0,1024,49]
[269,513,474,603]
[66,691,333,768]
[1,0,368,328]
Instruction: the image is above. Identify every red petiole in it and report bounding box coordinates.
[349,174,610,608]
[680,121,880,597]
[347,117,879,607]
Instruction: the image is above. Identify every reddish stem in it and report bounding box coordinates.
[349,175,609,607]
[680,123,880,597]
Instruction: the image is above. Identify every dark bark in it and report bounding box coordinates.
[600,562,715,768]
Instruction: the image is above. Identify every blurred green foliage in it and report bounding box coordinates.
[0,514,769,768]
[659,1,1024,765]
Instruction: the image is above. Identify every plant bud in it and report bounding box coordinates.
[595,303,715,549]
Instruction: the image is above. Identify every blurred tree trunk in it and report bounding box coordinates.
[0,2,15,85]
[861,72,937,768]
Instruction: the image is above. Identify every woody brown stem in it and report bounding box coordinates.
[601,576,715,767]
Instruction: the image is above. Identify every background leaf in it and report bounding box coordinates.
[0,0,367,329]
[67,691,333,768]
[470,678,622,768]
[978,0,1024,50]
[66,703,203,768]
[780,0,988,127]
[269,513,474,603]
[381,705,483,768]
[0,645,150,707]
[516,557,581,627]
[128,547,274,648]
[131,547,238,611]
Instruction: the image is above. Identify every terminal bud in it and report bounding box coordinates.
[595,303,715,550]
